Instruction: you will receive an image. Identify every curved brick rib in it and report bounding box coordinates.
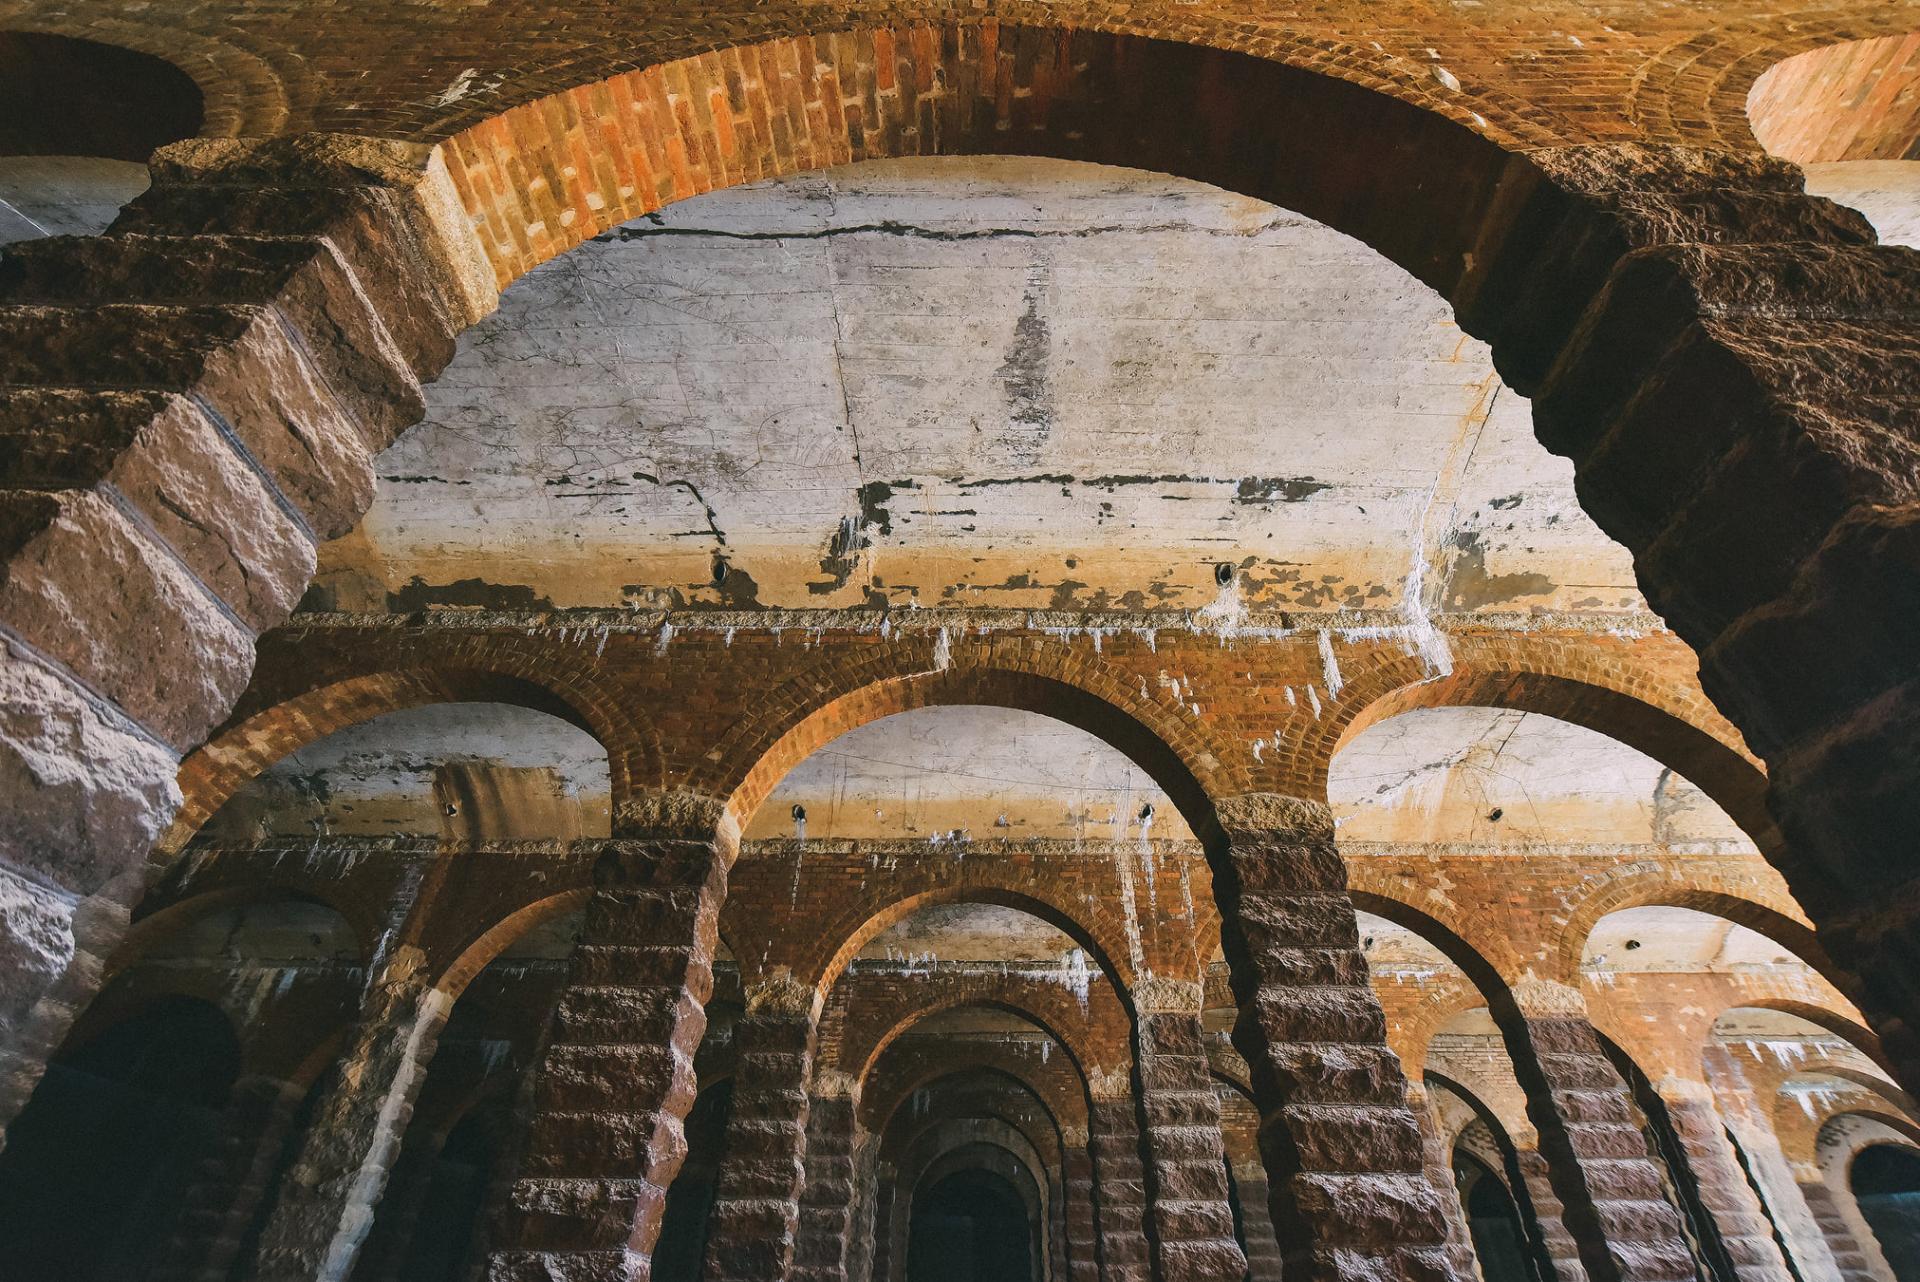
[487,834,728,1282]
[1213,794,1465,1282]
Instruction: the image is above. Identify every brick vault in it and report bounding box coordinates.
[0,10,1917,1282]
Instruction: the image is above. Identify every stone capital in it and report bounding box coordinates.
[1511,978,1589,1019]
[813,1069,861,1102]
[611,789,738,845]
[1131,975,1205,1015]
[746,973,822,1021]
[1213,792,1334,841]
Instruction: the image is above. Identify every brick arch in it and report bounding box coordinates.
[1425,1069,1527,1156]
[1628,8,1920,155]
[110,880,373,972]
[837,976,1125,1086]
[801,883,1136,1004]
[1704,999,1888,1076]
[1309,639,1777,854]
[431,888,594,1000]
[163,661,659,856]
[0,17,300,137]
[709,641,1234,845]
[1345,871,1514,996]
[1389,980,1488,1083]
[439,20,1527,299]
[1779,1077,1920,1167]
[1552,870,1844,992]
[863,1049,1087,1138]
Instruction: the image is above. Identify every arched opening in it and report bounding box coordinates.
[199,701,613,842]
[655,1079,738,1282]
[1747,34,1920,249]
[1853,1144,1920,1282]
[1455,1149,1532,1282]
[0,32,201,244]
[1332,705,1759,852]
[392,1104,507,1282]
[907,1165,1038,1282]
[0,996,241,1281]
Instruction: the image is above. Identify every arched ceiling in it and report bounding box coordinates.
[1330,707,1751,850]
[306,156,1643,618]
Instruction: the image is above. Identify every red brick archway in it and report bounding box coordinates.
[1318,645,1779,856]
[439,21,1519,299]
[165,662,657,854]
[708,641,1234,842]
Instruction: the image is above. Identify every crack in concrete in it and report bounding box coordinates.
[594,217,1292,245]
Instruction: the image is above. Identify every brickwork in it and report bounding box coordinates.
[6,19,1920,1255]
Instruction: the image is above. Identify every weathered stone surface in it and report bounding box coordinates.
[0,232,425,444]
[0,303,377,538]
[0,488,253,749]
[0,644,179,903]
[0,387,317,630]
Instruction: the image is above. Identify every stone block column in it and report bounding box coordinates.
[248,938,452,1282]
[1514,1146,1591,1282]
[1658,1077,1797,1282]
[153,1072,310,1282]
[1061,1139,1102,1282]
[1795,1175,1892,1282]
[1504,981,1697,1282]
[488,802,732,1282]
[1211,793,1463,1282]
[1454,144,1920,1087]
[1707,1049,1846,1282]
[0,133,493,1135]
[1132,982,1247,1282]
[702,977,821,1282]
[1089,1093,1155,1282]
[794,1086,861,1282]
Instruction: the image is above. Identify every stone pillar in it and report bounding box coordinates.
[1230,1161,1284,1282]
[1132,983,1246,1282]
[793,1081,860,1282]
[1708,1049,1846,1282]
[844,1137,881,1282]
[1515,1146,1592,1282]
[488,800,732,1282]
[1407,1082,1483,1282]
[1796,1176,1892,1282]
[1059,1166,1075,1282]
[1658,1077,1797,1282]
[1089,1093,1154,1282]
[153,1073,309,1282]
[1453,144,1920,1087]
[702,978,821,1282]
[0,134,493,1134]
[1061,1138,1101,1282]
[249,887,451,1282]
[1211,794,1462,1282]
[1504,981,1696,1282]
